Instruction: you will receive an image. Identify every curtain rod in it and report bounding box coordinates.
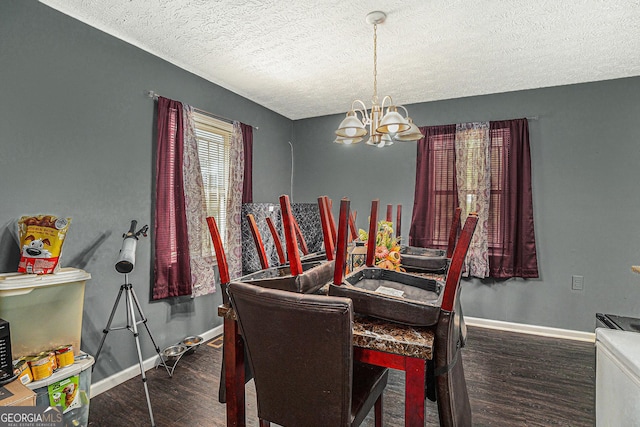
[145,90,258,130]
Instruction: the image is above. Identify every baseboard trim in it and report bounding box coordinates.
[90,324,224,398]
[465,316,595,343]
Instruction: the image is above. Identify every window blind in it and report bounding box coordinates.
[193,112,232,250]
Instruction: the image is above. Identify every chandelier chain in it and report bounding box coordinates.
[373,23,378,104]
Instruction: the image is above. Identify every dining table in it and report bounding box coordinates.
[218,297,436,427]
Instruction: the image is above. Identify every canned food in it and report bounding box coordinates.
[55,345,74,368]
[13,359,33,385]
[28,355,54,381]
[38,351,58,371]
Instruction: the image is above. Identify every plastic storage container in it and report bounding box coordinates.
[27,354,93,427]
[0,268,91,358]
[595,328,640,426]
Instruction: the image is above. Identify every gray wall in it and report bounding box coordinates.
[3,1,639,388]
[292,77,640,332]
[0,1,292,382]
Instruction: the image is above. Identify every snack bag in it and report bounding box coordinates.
[48,374,80,414]
[17,215,71,274]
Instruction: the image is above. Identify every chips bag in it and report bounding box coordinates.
[17,215,71,274]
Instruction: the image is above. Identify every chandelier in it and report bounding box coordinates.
[334,11,423,147]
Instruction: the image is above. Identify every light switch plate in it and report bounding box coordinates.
[572,275,584,291]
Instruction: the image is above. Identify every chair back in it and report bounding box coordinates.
[324,196,338,247]
[441,213,478,313]
[265,216,286,265]
[396,204,402,240]
[446,207,463,258]
[365,199,379,267]
[333,198,350,285]
[279,195,303,275]
[291,214,309,255]
[348,210,358,242]
[434,213,477,427]
[228,281,354,427]
[247,214,270,270]
[317,196,335,260]
[207,215,234,306]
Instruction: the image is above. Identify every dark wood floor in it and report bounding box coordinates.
[87,326,595,426]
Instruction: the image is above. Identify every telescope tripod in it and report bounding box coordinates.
[94,274,171,427]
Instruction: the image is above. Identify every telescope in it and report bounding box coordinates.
[115,220,148,274]
[99,219,165,427]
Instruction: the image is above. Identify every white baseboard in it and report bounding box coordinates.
[90,324,224,398]
[465,316,596,343]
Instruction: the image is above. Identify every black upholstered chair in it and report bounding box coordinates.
[228,281,388,427]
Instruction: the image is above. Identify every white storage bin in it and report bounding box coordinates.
[596,328,640,426]
[0,268,90,358]
[27,354,93,427]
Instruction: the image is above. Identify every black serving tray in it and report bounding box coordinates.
[300,251,326,263]
[328,267,444,326]
[239,260,334,294]
[400,246,449,273]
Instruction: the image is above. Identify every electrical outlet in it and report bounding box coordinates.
[572,275,584,291]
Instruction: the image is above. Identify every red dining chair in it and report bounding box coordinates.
[265,216,286,265]
[365,199,379,267]
[291,214,309,256]
[331,200,478,426]
[236,195,334,294]
[206,216,253,405]
[446,207,462,259]
[317,195,335,261]
[432,213,477,427]
[246,214,270,270]
[396,204,402,241]
[324,196,338,248]
[228,279,388,427]
[349,210,358,242]
[333,198,351,286]
[383,203,402,239]
[279,195,303,275]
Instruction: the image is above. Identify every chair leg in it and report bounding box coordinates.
[374,394,384,427]
[259,419,270,427]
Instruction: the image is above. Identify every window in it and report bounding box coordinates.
[193,112,232,251]
[488,130,505,254]
[410,119,538,279]
[430,133,457,247]
[427,129,504,253]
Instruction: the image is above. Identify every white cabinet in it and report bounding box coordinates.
[596,328,640,426]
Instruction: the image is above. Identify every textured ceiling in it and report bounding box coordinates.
[40,0,640,120]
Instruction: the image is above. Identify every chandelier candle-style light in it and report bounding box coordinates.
[334,11,423,147]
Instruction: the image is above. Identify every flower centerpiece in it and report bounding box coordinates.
[358,220,404,272]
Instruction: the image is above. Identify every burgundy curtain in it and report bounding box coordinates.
[489,119,539,278]
[409,124,458,248]
[153,97,193,299]
[241,123,253,203]
[409,118,538,279]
